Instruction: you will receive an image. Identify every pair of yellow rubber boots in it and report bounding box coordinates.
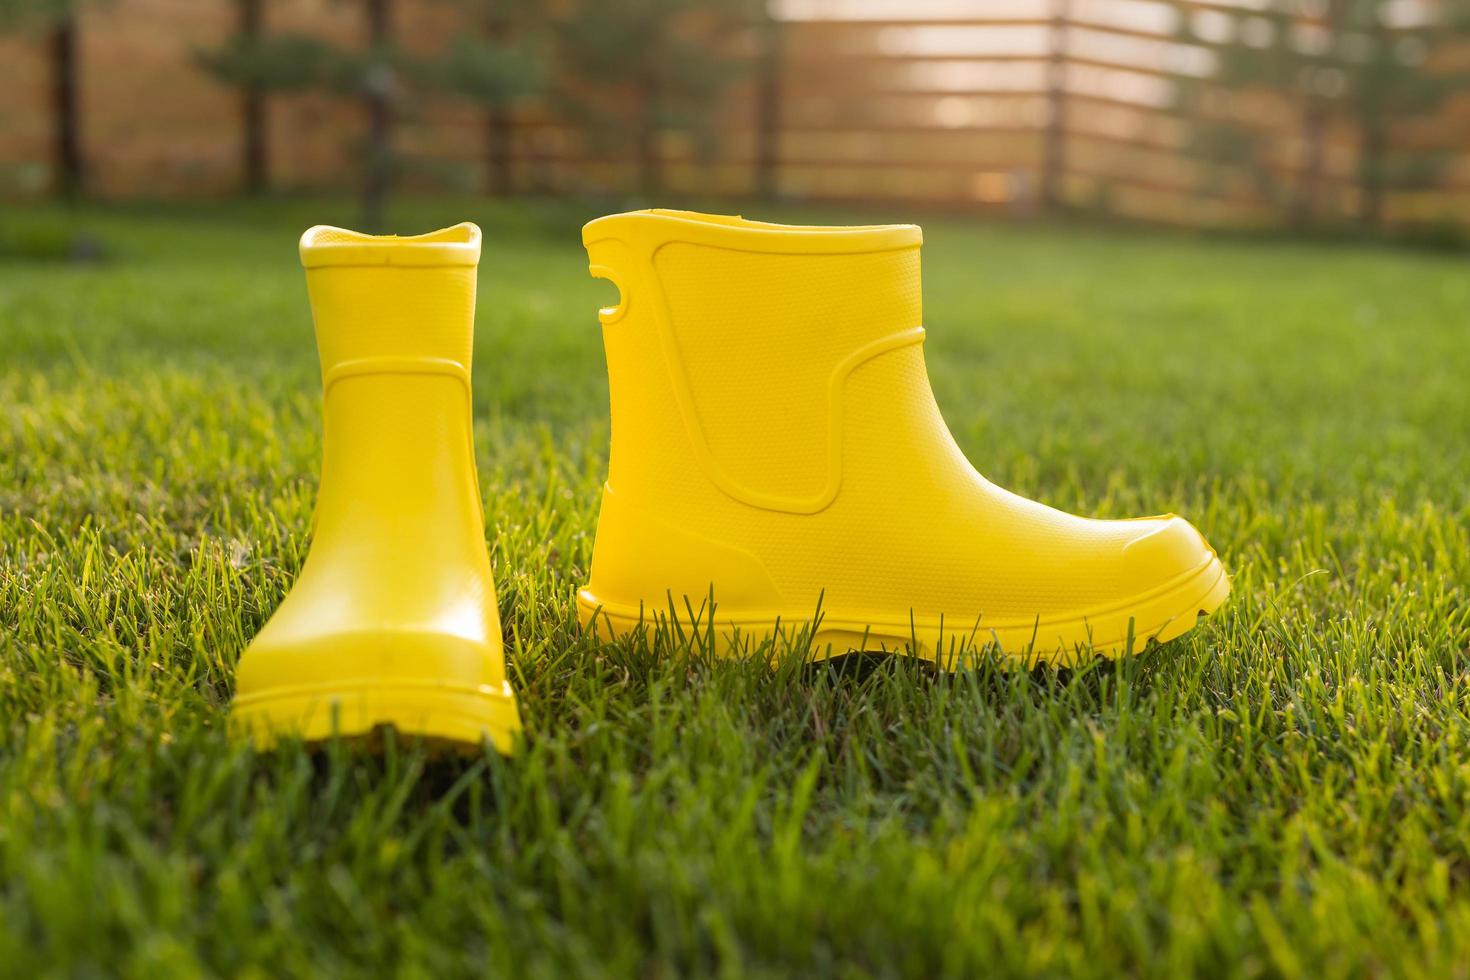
[233,210,1229,754]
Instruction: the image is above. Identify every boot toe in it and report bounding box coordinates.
[1120,515,1215,587]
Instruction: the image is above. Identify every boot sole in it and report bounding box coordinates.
[231,679,521,755]
[577,554,1230,669]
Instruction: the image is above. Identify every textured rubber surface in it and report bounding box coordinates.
[579,209,1230,667]
[230,223,522,753]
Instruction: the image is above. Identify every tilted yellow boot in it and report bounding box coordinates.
[578,210,1229,667]
[232,223,521,751]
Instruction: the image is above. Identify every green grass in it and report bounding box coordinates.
[3,197,1468,978]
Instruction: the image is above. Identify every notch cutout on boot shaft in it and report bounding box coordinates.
[590,264,628,325]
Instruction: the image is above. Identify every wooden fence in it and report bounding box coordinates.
[1,0,1467,229]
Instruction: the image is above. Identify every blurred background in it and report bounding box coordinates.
[1,0,1468,238]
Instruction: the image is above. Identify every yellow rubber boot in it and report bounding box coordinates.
[232,223,521,752]
[578,210,1229,667]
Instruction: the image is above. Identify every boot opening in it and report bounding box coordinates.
[302,223,479,247]
[644,209,912,235]
[300,222,481,268]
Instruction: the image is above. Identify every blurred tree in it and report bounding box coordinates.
[196,0,272,194]
[196,25,350,191]
[197,0,401,230]
[238,0,266,195]
[549,0,761,198]
[0,0,93,198]
[1184,0,1470,231]
[421,1,543,196]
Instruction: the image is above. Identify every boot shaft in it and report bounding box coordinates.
[294,224,491,627]
[301,223,480,375]
[582,210,924,514]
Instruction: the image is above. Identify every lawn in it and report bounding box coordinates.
[2,198,1468,978]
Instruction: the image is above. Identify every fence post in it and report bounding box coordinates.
[1040,0,1069,211]
[362,0,393,231]
[753,7,782,201]
[484,7,512,196]
[239,0,267,194]
[50,12,82,199]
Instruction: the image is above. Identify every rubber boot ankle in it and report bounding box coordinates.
[577,210,1228,667]
[232,223,521,751]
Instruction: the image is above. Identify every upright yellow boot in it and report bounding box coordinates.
[232,223,521,752]
[578,210,1229,667]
